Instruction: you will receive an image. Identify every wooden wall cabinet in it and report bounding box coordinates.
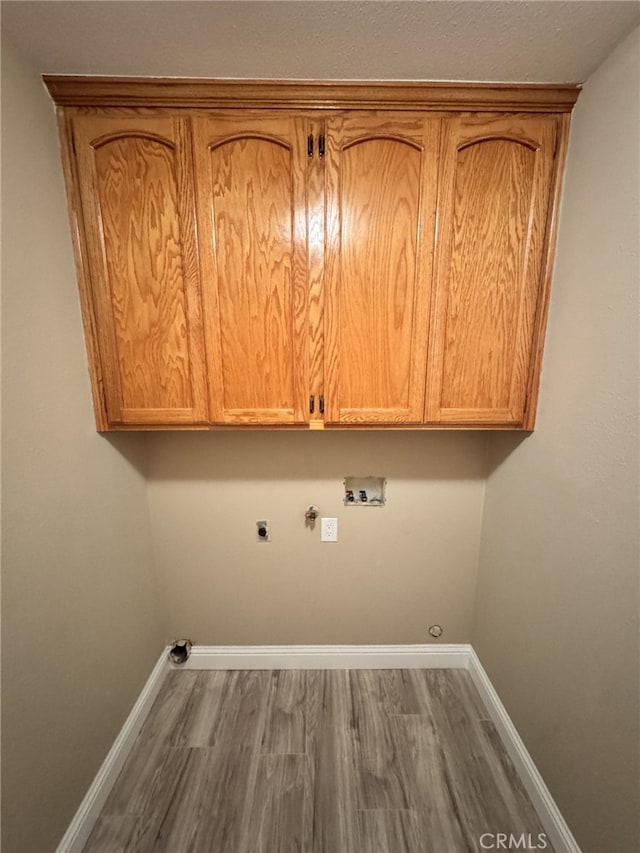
[324,113,440,425]
[426,114,560,426]
[69,115,208,427]
[192,114,310,426]
[46,78,579,431]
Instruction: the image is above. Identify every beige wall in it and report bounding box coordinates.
[1,40,166,853]
[473,27,640,853]
[146,430,487,644]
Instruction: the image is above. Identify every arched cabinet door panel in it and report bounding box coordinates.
[192,115,309,425]
[324,114,440,424]
[71,115,208,427]
[426,115,559,427]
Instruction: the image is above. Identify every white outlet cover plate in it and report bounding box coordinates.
[321,517,338,542]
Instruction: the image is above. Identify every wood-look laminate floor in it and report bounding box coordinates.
[84,669,550,853]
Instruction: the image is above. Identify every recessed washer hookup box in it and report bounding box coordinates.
[343,476,386,506]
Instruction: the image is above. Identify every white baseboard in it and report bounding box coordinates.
[177,642,470,670]
[55,649,170,853]
[467,647,581,853]
[56,643,579,853]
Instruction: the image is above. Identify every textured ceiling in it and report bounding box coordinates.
[2,0,639,83]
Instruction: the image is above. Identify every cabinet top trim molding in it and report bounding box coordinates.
[43,76,581,112]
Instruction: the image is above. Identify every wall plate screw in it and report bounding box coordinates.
[429,624,443,638]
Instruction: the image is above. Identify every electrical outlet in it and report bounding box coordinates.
[320,517,338,542]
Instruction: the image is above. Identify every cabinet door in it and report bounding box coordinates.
[426,115,558,426]
[323,114,440,424]
[193,114,309,425]
[72,115,208,426]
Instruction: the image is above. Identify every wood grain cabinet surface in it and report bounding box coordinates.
[45,78,579,431]
[69,114,208,427]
